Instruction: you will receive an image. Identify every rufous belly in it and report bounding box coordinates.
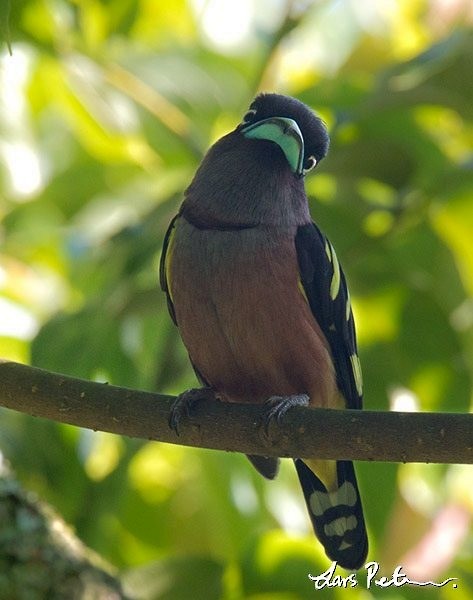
[169,220,338,407]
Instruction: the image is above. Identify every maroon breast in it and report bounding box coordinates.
[168,218,338,406]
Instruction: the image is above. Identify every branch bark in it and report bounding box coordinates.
[1,359,472,464]
[0,461,131,599]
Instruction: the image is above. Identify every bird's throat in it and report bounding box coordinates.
[180,207,258,232]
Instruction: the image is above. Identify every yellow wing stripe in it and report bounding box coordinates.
[298,277,309,304]
[325,239,332,261]
[346,289,351,321]
[350,354,363,396]
[164,225,176,303]
[328,242,341,300]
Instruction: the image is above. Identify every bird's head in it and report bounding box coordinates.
[182,93,329,228]
[237,93,329,178]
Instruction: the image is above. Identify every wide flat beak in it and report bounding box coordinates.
[242,116,305,176]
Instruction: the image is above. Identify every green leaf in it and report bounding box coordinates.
[0,0,12,54]
[31,307,137,386]
[122,555,224,600]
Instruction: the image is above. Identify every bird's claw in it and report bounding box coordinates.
[168,387,216,435]
[262,393,309,436]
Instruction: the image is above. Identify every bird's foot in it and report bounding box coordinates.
[262,393,309,436]
[168,387,216,435]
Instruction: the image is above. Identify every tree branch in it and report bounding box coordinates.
[0,461,130,599]
[1,359,472,464]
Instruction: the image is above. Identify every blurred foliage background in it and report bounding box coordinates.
[1,0,473,598]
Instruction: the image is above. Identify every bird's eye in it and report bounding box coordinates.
[241,108,257,124]
[302,155,317,175]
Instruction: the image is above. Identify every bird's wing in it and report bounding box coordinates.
[159,214,179,326]
[295,222,362,410]
[295,223,368,569]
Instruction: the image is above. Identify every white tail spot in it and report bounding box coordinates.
[338,540,353,551]
[324,515,357,537]
[309,481,358,517]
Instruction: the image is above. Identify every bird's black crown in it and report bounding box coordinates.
[239,93,330,165]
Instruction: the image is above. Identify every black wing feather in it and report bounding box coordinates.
[159,214,179,326]
[295,222,362,410]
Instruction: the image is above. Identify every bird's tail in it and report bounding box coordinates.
[294,458,368,570]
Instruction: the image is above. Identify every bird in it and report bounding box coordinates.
[159,93,368,570]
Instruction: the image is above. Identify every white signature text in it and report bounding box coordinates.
[308,561,458,590]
